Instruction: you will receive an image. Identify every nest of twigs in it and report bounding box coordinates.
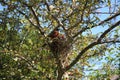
[49,37,72,65]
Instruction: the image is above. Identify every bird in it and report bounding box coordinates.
[48,28,60,39]
[48,28,65,40]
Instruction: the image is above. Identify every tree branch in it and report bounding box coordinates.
[20,2,44,35]
[98,20,120,42]
[72,12,120,38]
[67,0,88,31]
[100,40,120,44]
[29,6,44,35]
[92,11,117,14]
[64,41,98,71]
[64,20,120,72]
[98,12,120,25]
[16,9,37,27]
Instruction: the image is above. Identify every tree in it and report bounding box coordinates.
[0,0,120,80]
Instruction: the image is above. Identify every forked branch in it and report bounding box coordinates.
[64,20,120,72]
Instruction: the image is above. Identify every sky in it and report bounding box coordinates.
[0,4,4,10]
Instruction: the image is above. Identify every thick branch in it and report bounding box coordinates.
[64,20,120,72]
[64,42,98,71]
[98,20,120,42]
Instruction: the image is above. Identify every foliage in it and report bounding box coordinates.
[0,0,120,80]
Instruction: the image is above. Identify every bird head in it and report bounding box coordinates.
[48,28,60,39]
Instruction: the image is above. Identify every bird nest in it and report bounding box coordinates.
[49,37,72,65]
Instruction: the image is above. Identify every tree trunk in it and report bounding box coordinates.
[56,58,64,80]
[57,69,64,80]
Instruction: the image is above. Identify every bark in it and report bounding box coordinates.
[57,68,64,80]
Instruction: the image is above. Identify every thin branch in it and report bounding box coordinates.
[100,40,120,44]
[62,10,76,23]
[67,0,88,31]
[16,9,37,27]
[72,26,89,38]
[44,1,50,11]
[92,12,117,14]
[45,3,61,26]
[72,11,120,38]
[14,54,35,67]
[19,29,30,45]
[61,1,103,23]
[29,6,44,35]
[20,2,44,35]
[98,12,120,25]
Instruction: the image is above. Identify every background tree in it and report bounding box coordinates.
[0,0,120,80]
